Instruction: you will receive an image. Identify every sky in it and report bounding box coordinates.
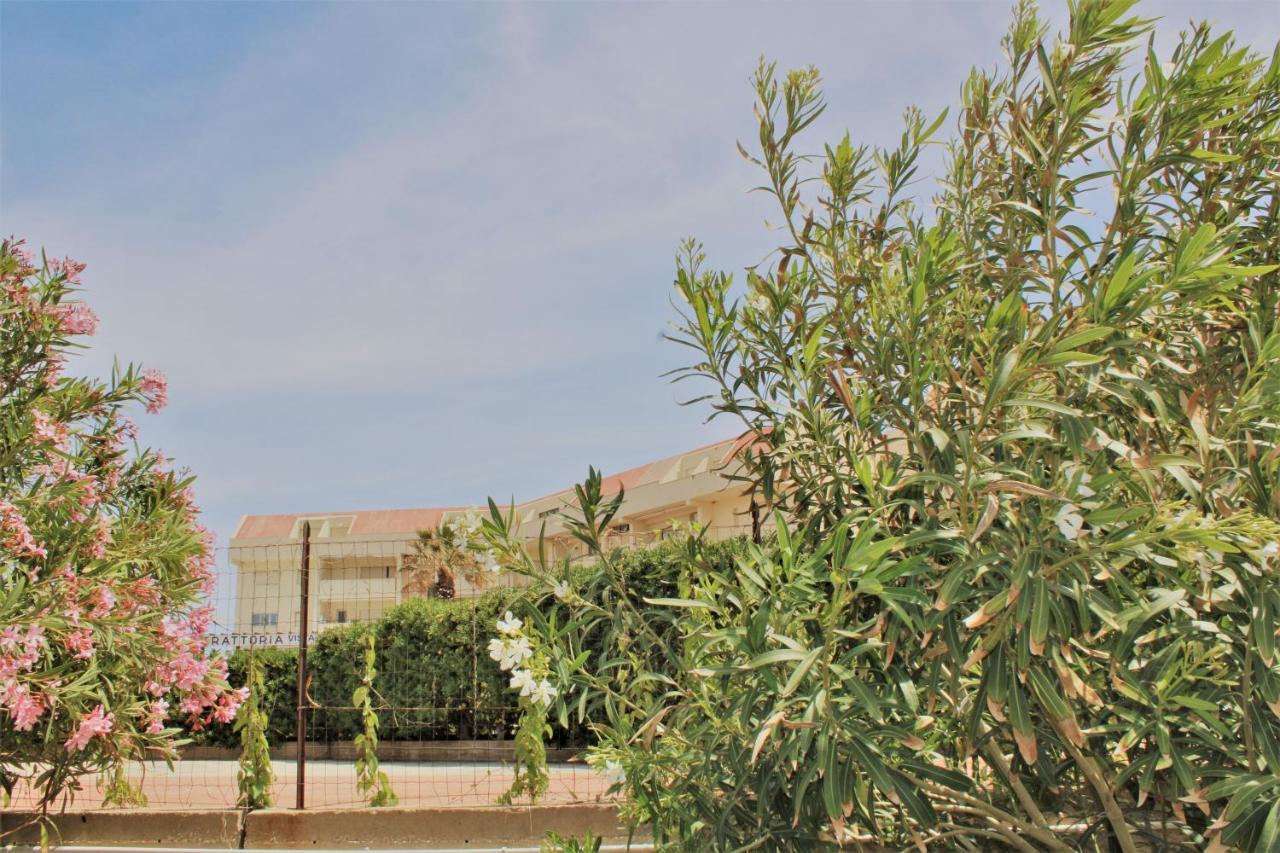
[3,0,1278,556]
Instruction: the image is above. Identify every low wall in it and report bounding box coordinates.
[244,803,631,848]
[180,739,582,763]
[0,804,633,849]
[0,809,242,848]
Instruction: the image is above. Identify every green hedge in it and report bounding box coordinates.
[197,537,748,746]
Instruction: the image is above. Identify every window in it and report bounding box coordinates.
[251,612,278,627]
[336,610,347,624]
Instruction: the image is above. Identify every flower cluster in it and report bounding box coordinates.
[448,510,501,572]
[1,500,48,560]
[140,368,169,414]
[1,625,48,730]
[488,611,556,708]
[65,704,115,752]
[55,302,99,336]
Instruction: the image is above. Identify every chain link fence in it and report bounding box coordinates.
[7,524,755,811]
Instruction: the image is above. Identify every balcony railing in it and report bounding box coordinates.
[317,575,398,601]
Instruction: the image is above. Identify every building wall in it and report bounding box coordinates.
[227,438,757,640]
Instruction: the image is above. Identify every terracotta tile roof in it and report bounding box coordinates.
[525,435,744,504]
[232,507,470,540]
[231,433,756,540]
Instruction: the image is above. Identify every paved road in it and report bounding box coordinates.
[7,759,613,811]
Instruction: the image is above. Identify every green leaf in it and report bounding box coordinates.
[745,648,811,669]
[1040,350,1107,368]
[781,647,824,697]
[1000,397,1082,416]
[1050,325,1115,353]
[642,597,715,609]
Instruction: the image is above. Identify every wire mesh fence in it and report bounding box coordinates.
[8,524,755,812]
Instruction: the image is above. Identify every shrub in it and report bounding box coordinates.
[0,240,243,821]
[486,2,1280,849]
[235,652,274,809]
[353,633,398,807]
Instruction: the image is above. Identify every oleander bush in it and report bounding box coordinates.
[484,1,1280,849]
[0,240,243,822]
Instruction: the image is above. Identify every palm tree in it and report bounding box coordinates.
[401,520,487,599]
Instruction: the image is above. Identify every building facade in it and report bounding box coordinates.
[227,436,758,640]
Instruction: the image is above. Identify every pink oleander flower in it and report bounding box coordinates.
[139,369,168,414]
[173,485,197,516]
[2,682,46,731]
[31,410,66,446]
[172,652,209,691]
[144,699,169,734]
[0,626,46,679]
[87,515,110,559]
[65,704,114,752]
[64,628,95,660]
[210,689,244,724]
[43,352,68,386]
[89,585,116,619]
[6,237,34,269]
[48,256,86,284]
[0,500,47,560]
[54,302,99,336]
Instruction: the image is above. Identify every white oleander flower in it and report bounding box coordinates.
[509,668,536,696]
[492,636,532,671]
[1055,504,1085,541]
[552,579,570,600]
[603,759,626,787]
[748,291,770,313]
[529,679,557,708]
[496,611,522,635]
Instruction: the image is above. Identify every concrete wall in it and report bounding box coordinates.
[244,803,630,849]
[0,804,633,849]
[0,809,243,848]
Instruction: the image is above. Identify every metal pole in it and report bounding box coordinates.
[296,521,311,810]
[471,604,479,739]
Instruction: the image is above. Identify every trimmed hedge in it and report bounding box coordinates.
[197,537,748,746]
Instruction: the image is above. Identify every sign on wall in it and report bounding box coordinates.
[206,631,319,649]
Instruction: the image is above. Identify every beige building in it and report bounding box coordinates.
[227,436,759,642]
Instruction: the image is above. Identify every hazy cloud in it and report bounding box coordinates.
[4,0,1276,544]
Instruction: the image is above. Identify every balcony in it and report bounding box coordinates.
[317,575,398,602]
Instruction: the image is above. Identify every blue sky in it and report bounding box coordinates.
[3,0,1277,553]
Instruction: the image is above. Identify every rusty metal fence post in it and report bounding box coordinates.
[296,521,311,809]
